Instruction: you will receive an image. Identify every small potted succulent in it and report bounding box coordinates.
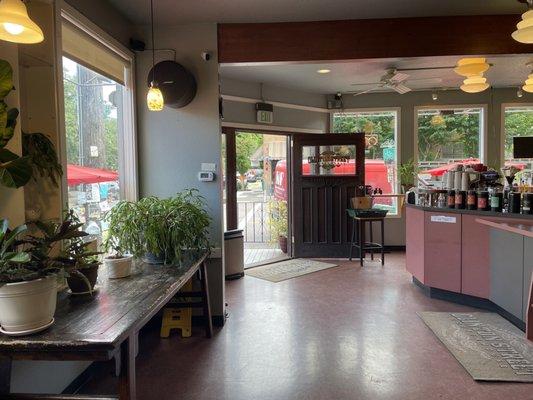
[103,237,133,279]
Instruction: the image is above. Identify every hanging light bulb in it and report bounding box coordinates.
[147,82,164,111]
[517,87,524,98]
[523,73,533,93]
[0,0,44,44]
[146,0,164,111]
[454,58,490,77]
[512,0,533,43]
[460,75,490,93]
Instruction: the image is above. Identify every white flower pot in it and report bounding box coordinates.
[104,255,133,279]
[0,275,57,335]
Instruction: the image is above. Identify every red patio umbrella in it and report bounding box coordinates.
[67,164,119,186]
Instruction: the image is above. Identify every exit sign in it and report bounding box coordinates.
[256,102,274,124]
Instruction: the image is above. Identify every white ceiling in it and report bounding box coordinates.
[219,55,533,95]
[108,0,526,25]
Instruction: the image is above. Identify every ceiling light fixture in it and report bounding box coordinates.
[512,0,533,43]
[460,75,490,93]
[432,92,438,101]
[453,58,490,77]
[523,73,533,93]
[146,0,164,111]
[317,69,331,74]
[517,87,524,97]
[0,0,43,44]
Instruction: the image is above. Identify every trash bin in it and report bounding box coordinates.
[224,229,244,280]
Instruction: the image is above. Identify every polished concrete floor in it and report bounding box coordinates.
[80,253,533,399]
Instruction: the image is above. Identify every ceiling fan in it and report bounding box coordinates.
[347,68,442,96]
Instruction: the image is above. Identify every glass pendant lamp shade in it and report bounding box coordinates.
[454,58,489,77]
[512,9,533,43]
[523,74,533,93]
[147,83,164,111]
[460,75,490,93]
[0,0,43,44]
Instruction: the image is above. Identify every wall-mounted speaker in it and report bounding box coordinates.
[147,60,197,109]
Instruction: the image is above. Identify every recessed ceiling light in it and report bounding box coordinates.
[317,69,331,74]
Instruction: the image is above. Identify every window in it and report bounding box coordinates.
[416,106,484,179]
[332,110,400,215]
[503,106,533,169]
[61,12,136,239]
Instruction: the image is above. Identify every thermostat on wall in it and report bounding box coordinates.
[198,171,215,182]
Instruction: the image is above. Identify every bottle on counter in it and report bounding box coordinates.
[467,190,477,210]
[490,191,503,212]
[437,193,446,208]
[523,193,533,215]
[447,190,456,209]
[455,190,466,209]
[508,192,522,214]
[477,190,490,211]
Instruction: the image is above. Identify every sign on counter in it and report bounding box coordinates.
[431,215,457,223]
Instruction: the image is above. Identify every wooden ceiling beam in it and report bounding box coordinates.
[218,15,532,64]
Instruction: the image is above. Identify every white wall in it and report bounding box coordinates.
[136,23,224,316]
[220,78,329,132]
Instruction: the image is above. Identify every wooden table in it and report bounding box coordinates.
[0,250,211,400]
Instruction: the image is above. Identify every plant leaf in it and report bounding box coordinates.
[0,60,14,100]
[0,149,32,188]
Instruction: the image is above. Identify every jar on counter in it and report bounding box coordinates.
[447,190,456,209]
[455,190,466,209]
[508,192,522,214]
[490,192,503,212]
[467,190,477,210]
[523,193,533,215]
[477,190,490,211]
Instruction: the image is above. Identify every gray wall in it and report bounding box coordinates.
[221,78,329,132]
[136,23,224,316]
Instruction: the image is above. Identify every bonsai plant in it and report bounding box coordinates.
[102,236,133,279]
[268,200,288,253]
[104,189,211,265]
[399,158,418,193]
[0,214,91,335]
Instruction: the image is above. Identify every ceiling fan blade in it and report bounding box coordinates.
[389,72,409,83]
[351,87,379,96]
[350,82,382,86]
[391,83,412,94]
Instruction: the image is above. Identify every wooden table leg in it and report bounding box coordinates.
[526,274,533,341]
[200,261,213,338]
[0,357,11,395]
[118,335,136,400]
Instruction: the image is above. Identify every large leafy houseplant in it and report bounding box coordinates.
[105,189,211,265]
[398,158,418,193]
[268,200,288,253]
[0,59,32,188]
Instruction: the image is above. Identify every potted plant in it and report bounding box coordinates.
[268,200,288,253]
[0,214,90,335]
[104,189,211,265]
[399,158,418,193]
[103,237,133,279]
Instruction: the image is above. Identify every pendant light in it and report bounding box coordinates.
[146,0,164,111]
[512,0,533,44]
[0,0,43,44]
[453,58,489,77]
[460,75,490,93]
[523,73,533,93]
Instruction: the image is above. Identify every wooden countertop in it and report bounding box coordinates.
[475,218,533,238]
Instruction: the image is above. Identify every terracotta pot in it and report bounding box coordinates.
[104,255,133,279]
[279,235,288,254]
[0,275,57,334]
[67,264,99,293]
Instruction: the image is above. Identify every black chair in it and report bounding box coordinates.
[347,209,385,266]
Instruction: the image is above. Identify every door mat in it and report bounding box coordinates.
[245,259,338,283]
[418,312,533,382]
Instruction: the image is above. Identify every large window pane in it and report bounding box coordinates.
[417,107,483,179]
[503,106,533,170]
[63,57,123,238]
[332,110,399,215]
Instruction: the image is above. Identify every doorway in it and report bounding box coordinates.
[223,128,291,268]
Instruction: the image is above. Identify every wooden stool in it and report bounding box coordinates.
[161,279,193,338]
[347,211,385,267]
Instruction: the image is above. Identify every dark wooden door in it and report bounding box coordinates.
[291,133,365,258]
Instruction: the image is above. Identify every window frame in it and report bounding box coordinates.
[413,104,488,168]
[330,107,402,218]
[500,102,533,167]
[56,1,138,205]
